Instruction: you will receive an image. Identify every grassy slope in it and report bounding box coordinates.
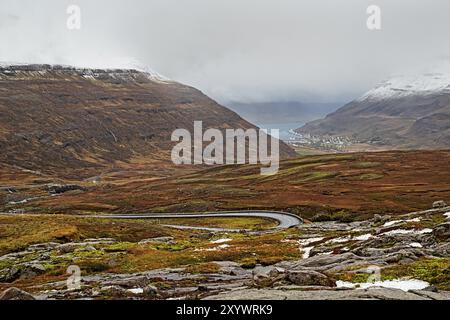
[20,150,450,221]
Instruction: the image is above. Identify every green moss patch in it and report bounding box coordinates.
[382,258,450,290]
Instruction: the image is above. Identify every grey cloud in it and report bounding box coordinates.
[1,0,449,103]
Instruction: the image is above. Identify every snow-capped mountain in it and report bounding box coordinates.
[357,73,450,102]
[298,71,450,150]
[0,58,171,83]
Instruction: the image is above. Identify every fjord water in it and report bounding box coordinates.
[257,122,305,142]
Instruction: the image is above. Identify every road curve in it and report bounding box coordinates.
[91,211,303,232]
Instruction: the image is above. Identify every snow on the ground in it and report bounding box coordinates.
[194,244,230,252]
[384,220,402,227]
[326,236,352,244]
[357,71,450,102]
[383,217,421,227]
[0,59,172,83]
[444,212,450,219]
[325,233,374,244]
[211,238,232,244]
[409,242,423,248]
[298,237,324,246]
[302,247,314,259]
[0,61,31,67]
[8,196,44,205]
[316,251,333,256]
[336,279,430,291]
[353,234,374,241]
[382,228,432,236]
[295,237,325,259]
[127,288,144,294]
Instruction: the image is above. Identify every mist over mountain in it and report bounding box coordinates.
[2,0,450,104]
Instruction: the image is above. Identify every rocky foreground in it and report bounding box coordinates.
[1,204,449,300]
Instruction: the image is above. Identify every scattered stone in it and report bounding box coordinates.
[0,287,35,300]
[2,187,18,193]
[57,240,113,253]
[20,263,46,279]
[39,253,51,261]
[28,242,60,251]
[192,232,215,240]
[107,258,120,268]
[57,243,80,254]
[47,184,86,194]
[433,242,450,257]
[282,252,362,270]
[0,266,21,283]
[84,176,102,184]
[286,270,336,287]
[372,214,383,223]
[99,285,128,297]
[83,238,116,243]
[143,285,158,296]
[0,264,46,282]
[83,246,97,252]
[423,285,439,293]
[198,285,208,292]
[432,200,448,208]
[252,266,286,286]
[433,222,450,240]
[138,237,174,245]
[240,260,257,269]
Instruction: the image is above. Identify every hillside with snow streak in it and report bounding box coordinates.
[297,71,450,150]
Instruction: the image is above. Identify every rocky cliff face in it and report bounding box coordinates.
[297,73,450,149]
[0,64,295,177]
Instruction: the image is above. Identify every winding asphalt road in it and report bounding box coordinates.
[91,211,303,232]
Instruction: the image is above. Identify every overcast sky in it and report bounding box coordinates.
[1,0,450,103]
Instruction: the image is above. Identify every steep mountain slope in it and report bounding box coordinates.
[0,64,295,178]
[297,73,450,149]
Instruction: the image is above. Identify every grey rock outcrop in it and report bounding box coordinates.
[433,222,450,240]
[204,287,450,300]
[0,287,35,300]
[432,200,448,208]
[286,270,335,287]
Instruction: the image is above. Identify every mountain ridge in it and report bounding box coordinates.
[0,64,295,178]
[297,72,450,149]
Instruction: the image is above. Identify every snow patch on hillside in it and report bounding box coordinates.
[336,279,430,291]
[0,58,172,83]
[357,72,450,102]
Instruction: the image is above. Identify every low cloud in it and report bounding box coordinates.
[1,0,449,103]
